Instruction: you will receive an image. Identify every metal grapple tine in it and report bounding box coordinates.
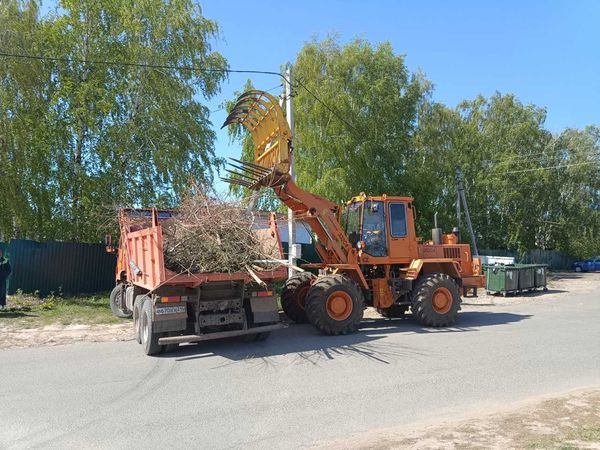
[227,161,267,177]
[224,169,260,182]
[230,158,272,174]
[220,177,254,187]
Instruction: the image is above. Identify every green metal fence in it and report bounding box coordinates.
[1,240,116,297]
[480,249,574,270]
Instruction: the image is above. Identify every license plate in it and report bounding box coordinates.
[155,305,186,315]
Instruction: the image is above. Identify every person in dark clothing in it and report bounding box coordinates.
[0,249,11,309]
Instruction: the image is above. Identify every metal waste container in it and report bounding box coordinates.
[533,264,548,290]
[485,264,519,295]
[515,264,535,291]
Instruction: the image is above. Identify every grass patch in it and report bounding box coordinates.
[527,426,600,449]
[0,291,126,328]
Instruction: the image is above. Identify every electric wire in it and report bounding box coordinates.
[0,51,359,136]
[487,160,598,176]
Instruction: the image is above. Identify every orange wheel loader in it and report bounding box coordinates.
[222,90,486,335]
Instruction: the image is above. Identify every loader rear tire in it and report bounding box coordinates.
[410,273,461,327]
[281,272,315,323]
[378,304,408,318]
[305,274,364,335]
[110,284,132,319]
[141,300,163,356]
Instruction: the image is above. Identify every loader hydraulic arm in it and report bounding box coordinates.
[221,90,364,283]
[273,178,354,266]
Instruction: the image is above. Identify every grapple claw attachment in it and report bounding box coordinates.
[222,90,291,189]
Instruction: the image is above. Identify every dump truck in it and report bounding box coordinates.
[106,207,287,355]
[222,90,486,335]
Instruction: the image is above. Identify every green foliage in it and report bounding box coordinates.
[415,97,599,257]
[0,0,227,242]
[293,36,430,203]
[284,36,599,259]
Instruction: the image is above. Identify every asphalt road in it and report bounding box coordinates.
[2,289,600,449]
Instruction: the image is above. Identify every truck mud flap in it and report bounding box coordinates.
[157,323,287,345]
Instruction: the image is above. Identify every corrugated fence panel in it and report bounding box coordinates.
[480,249,574,270]
[4,240,116,296]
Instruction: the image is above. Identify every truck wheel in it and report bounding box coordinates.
[141,300,163,356]
[281,272,315,323]
[133,297,143,344]
[411,273,461,327]
[304,274,364,335]
[378,304,408,318]
[110,284,132,319]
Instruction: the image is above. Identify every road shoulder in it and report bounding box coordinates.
[316,386,600,449]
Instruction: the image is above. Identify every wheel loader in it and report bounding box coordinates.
[222,90,485,335]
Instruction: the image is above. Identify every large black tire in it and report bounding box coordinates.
[281,272,315,323]
[378,304,408,318]
[141,299,163,356]
[133,295,148,344]
[410,273,461,327]
[304,274,364,335]
[110,284,132,319]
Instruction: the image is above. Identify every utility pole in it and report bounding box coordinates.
[285,64,296,277]
[456,167,479,256]
[456,186,462,233]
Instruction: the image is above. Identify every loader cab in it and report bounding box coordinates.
[342,194,417,262]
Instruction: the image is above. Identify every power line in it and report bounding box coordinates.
[0,50,287,80]
[489,160,598,175]
[293,77,361,134]
[0,51,359,135]
[482,150,600,165]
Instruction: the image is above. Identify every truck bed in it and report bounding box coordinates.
[119,208,286,292]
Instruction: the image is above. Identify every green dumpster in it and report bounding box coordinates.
[485,264,519,294]
[515,264,535,291]
[533,264,548,290]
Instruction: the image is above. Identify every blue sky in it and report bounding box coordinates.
[39,1,599,191]
[202,0,599,191]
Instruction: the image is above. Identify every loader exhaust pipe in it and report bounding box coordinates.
[432,212,442,245]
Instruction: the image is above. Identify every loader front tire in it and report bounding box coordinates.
[411,273,461,327]
[141,300,163,356]
[110,284,132,319]
[305,274,364,335]
[281,272,315,323]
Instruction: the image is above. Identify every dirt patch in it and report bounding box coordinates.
[316,387,600,449]
[0,322,133,349]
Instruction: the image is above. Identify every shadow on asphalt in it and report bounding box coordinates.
[484,288,568,298]
[160,311,531,365]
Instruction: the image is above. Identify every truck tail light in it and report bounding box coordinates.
[160,296,181,303]
[251,291,273,297]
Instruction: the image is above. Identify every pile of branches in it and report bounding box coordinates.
[162,189,278,274]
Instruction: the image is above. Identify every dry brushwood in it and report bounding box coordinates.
[161,190,279,274]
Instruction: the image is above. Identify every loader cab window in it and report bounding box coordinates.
[362,200,387,257]
[389,203,407,237]
[344,201,362,247]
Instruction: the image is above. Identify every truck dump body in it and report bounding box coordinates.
[109,207,287,355]
[117,208,286,290]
